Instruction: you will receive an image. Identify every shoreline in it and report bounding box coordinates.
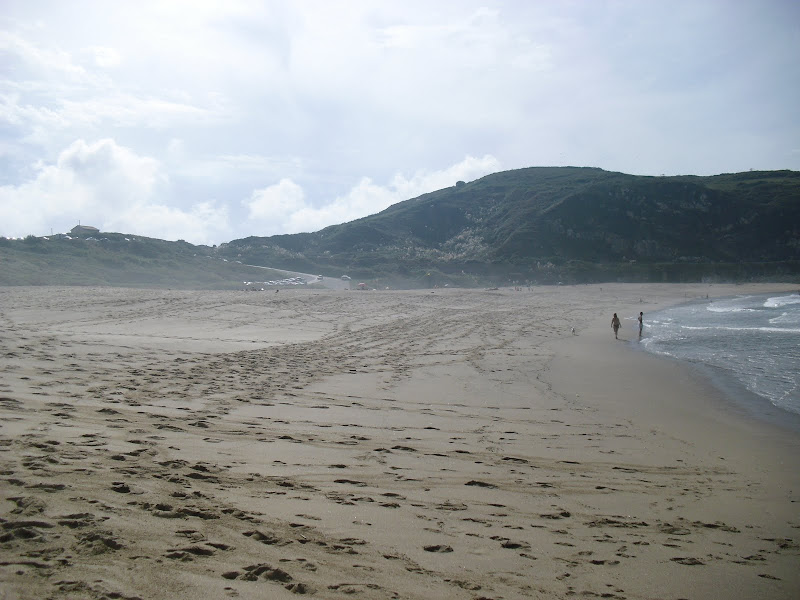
[543,283,800,598]
[669,354,800,435]
[1,283,798,600]
[631,291,800,435]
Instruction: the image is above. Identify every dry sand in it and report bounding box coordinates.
[0,283,797,600]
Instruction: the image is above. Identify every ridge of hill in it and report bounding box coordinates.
[2,167,799,288]
[0,232,293,289]
[219,167,800,286]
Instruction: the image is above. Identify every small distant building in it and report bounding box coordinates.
[70,224,100,236]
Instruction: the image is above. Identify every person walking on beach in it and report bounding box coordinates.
[638,312,644,338]
[611,313,621,339]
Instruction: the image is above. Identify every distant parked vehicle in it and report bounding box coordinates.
[341,275,351,280]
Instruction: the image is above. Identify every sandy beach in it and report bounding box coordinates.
[1,283,798,600]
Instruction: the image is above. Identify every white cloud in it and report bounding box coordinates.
[59,93,217,129]
[218,154,305,174]
[0,138,229,244]
[86,45,121,68]
[0,30,92,83]
[177,153,306,186]
[106,201,230,245]
[241,154,501,236]
[0,94,72,140]
[1,27,224,156]
[288,5,551,129]
[377,5,546,73]
[1,91,219,147]
[244,178,305,223]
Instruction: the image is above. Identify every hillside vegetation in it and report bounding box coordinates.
[220,167,800,286]
[2,167,798,288]
[0,232,288,289]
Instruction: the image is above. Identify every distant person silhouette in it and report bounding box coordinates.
[611,313,621,339]
[638,312,644,338]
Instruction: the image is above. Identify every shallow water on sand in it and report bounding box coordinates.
[642,292,800,416]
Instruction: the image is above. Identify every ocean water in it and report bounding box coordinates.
[640,292,800,417]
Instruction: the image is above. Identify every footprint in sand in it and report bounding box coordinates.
[164,542,229,561]
[223,563,314,594]
[423,544,453,553]
[243,530,293,547]
[76,531,125,554]
[0,520,55,543]
[8,495,47,515]
[671,556,705,565]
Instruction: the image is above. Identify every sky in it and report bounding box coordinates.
[1,0,798,245]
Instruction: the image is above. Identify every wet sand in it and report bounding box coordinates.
[0,283,797,599]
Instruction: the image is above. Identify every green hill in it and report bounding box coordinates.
[0,232,288,289]
[220,167,800,286]
[2,167,799,288]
